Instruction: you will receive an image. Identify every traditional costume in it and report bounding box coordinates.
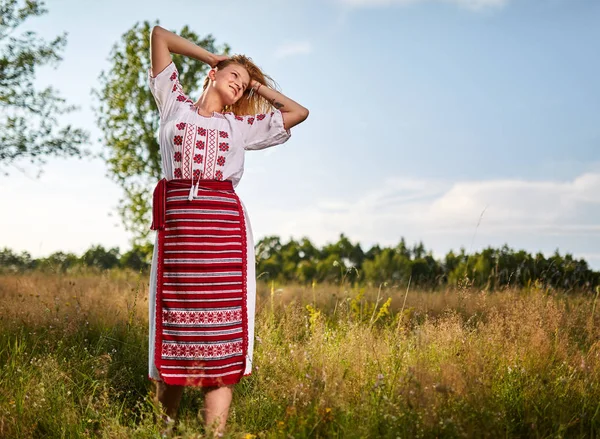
[148,62,290,386]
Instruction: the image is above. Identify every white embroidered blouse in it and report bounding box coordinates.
[148,61,291,188]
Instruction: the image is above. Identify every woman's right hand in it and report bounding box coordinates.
[210,54,229,68]
[150,26,230,75]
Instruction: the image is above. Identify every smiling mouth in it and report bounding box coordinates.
[229,86,238,95]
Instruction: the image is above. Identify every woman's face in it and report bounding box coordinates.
[211,63,251,106]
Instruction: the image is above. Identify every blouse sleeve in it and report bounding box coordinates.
[236,109,292,151]
[148,62,190,119]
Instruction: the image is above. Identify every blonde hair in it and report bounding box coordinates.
[202,54,278,116]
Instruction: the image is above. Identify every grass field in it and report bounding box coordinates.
[0,272,599,438]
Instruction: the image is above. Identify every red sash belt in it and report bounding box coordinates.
[151,178,235,231]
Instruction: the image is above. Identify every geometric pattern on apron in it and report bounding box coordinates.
[152,178,248,386]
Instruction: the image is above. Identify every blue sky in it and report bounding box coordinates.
[3,0,600,268]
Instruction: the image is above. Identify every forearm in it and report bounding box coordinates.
[151,26,215,66]
[252,81,308,117]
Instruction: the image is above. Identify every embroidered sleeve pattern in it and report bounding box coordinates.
[149,62,194,119]
[228,109,291,151]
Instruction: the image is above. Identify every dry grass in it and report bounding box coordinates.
[0,272,599,438]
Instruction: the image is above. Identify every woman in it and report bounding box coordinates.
[148,25,308,436]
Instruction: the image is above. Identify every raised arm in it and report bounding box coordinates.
[150,25,225,77]
[250,80,309,130]
[150,25,308,129]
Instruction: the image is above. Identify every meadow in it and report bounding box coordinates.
[1,271,599,438]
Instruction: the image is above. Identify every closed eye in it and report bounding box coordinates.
[232,71,247,90]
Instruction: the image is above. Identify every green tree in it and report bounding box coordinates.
[365,244,382,260]
[395,238,410,258]
[0,0,88,172]
[296,260,317,284]
[255,236,283,280]
[280,239,302,280]
[256,236,283,261]
[37,251,79,272]
[320,234,364,282]
[0,247,35,272]
[81,245,120,270]
[444,249,462,277]
[362,247,411,285]
[93,21,229,242]
[120,243,153,271]
[411,254,442,287]
[298,237,319,261]
[315,253,344,283]
[472,247,494,287]
[411,241,426,259]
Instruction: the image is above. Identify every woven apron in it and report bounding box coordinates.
[151,178,248,387]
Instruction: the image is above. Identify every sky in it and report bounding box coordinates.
[2,0,600,268]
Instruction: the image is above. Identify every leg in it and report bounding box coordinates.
[155,381,184,420]
[203,385,234,437]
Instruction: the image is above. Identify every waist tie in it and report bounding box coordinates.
[150,178,235,231]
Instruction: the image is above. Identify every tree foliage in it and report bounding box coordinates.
[0,244,153,273]
[0,0,88,172]
[253,235,599,292]
[93,21,229,242]
[2,236,598,292]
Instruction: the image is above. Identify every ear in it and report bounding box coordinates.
[209,68,217,81]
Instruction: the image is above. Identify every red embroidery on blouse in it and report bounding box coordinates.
[215,170,223,180]
[193,169,201,179]
[174,152,182,162]
[205,129,217,179]
[196,140,205,150]
[194,154,203,164]
[235,115,244,121]
[182,123,195,179]
[217,156,226,166]
[173,136,183,146]
[176,95,186,102]
[170,72,177,81]
[174,168,182,178]
[247,117,255,125]
[219,131,229,138]
[257,114,266,121]
[198,127,206,136]
[218,142,229,152]
[172,84,177,92]
[176,122,186,130]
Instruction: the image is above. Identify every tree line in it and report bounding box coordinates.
[2,235,598,291]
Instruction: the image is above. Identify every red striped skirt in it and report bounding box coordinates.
[151,178,248,387]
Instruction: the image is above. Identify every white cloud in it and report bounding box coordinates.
[248,173,600,266]
[336,0,509,11]
[273,41,313,59]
